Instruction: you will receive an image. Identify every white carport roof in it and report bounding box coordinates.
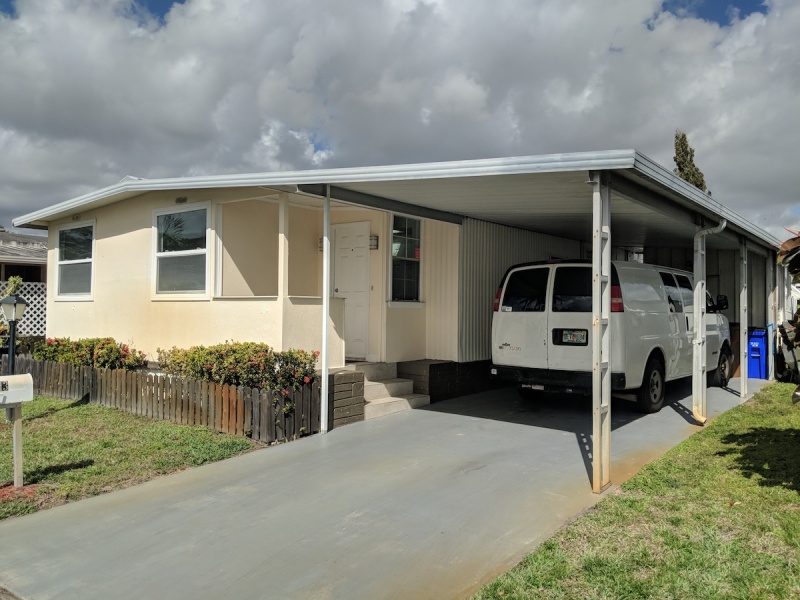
[14,149,780,252]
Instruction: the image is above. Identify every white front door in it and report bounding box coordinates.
[333,222,370,360]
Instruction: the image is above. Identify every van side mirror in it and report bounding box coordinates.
[715,295,728,311]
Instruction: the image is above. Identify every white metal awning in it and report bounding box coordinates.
[14,149,780,252]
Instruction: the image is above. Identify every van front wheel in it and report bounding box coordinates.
[710,349,732,388]
[636,357,665,413]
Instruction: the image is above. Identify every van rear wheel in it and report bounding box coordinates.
[636,357,665,413]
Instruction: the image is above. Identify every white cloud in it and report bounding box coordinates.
[0,0,797,242]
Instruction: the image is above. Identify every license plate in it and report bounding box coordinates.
[562,329,587,344]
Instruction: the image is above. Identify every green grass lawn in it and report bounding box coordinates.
[474,383,800,599]
[0,396,256,521]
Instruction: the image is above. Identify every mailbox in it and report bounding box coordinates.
[0,373,33,405]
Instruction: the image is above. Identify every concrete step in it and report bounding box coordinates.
[353,362,397,382]
[364,378,414,401]
[364,394,431,420]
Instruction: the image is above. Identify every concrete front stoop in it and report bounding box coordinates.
[350,362,430,419]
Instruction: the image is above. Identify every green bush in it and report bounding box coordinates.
[33,337,147,371]
[157,342,318,392]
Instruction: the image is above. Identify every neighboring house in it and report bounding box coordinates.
[11,151,784,396]
[0,230,47,282]
[0,230,47,337]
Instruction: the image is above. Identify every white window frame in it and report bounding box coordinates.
[152,203,212,300]
[389,214,423,304]
[56,220,95,301]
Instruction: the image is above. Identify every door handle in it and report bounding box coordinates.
[335,288,339,293]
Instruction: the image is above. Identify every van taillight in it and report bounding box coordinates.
[493,287,502,311]
[611,285,624,312]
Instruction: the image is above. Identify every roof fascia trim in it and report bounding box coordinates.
[632,151,780,249]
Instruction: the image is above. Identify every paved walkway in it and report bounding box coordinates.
[0,378,768,600]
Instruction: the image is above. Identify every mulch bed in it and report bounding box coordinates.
[0,482,40,502]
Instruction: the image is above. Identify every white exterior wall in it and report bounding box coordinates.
[424,220,460,361]
[458,218,581,362]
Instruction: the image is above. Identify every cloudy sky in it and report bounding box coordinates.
[0,0,797,241]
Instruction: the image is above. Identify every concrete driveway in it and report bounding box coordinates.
[0,378,768,600]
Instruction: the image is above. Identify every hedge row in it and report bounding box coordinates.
[33,337,147,371]
[157,342,318,393]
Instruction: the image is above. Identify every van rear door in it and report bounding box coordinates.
[492,265,550,369]
[548,265,594,371]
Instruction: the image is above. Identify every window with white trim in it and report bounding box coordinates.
[154,206,208,294]
[391,216,421,301]
[57,222,94,297]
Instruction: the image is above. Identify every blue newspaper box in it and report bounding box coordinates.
[747,328,768,379]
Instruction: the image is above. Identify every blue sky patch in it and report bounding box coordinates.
[662,0,767,25]
[0,1,183,19]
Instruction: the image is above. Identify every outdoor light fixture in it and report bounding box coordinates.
[0,294,28,323]
[1,294,28,376]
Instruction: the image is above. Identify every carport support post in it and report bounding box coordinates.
[320,186,331,433]
[767,257,775,380]
[692,219,726,424]
[740,239,748,398]
[590,171,611,494]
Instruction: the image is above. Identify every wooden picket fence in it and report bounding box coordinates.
[1,355,321,444]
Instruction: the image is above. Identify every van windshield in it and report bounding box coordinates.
[502,267,549,312]
[552,266,592,312]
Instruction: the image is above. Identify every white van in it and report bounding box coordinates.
[490,260,732,412]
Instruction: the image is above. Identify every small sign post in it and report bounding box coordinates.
[2,374,34,488]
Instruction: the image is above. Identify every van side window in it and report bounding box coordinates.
[659,272,683,312]
[502,268,549,312]
[552,267,592,312]
[674,274,694,310]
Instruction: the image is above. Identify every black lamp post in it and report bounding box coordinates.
[1,294,28,489]
[0,294,28,375]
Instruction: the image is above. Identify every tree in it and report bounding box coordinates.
[673,130,711,195]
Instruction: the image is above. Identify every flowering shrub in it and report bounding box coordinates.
[157,342,318,392]
[33,337,147,371]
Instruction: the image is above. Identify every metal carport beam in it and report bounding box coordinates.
[692,218,727,425]
[740,238,748,398]
[320,185,331,433]
[767,255,775,380]
[589,171,612,493]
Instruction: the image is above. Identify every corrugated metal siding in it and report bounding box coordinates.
[458,218,581,362]
[749,252,766,327]
[424,221,460,360]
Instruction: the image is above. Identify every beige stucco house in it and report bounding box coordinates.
[12,151,784,401]
[11,184,578,368]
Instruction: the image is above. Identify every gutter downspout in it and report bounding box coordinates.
[692,218,727,425]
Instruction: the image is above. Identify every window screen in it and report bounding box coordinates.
[155,208,207,294]
[391,215,421,301]
[58,224,93,296]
